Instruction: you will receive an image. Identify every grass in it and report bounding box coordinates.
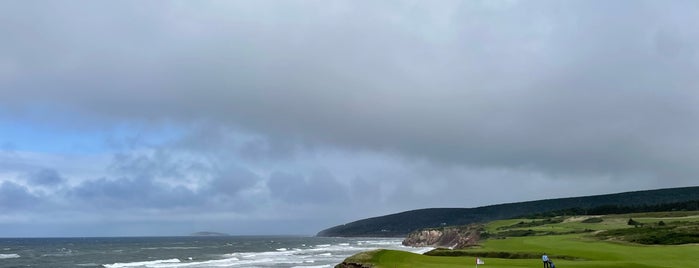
[596,222,699,244]
[339,211,699,268]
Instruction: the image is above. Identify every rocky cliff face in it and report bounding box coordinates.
[402,224,484,249]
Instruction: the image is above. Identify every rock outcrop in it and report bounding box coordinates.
[334,262,372,268]
[335,250,378,268]
[402,224,484,249]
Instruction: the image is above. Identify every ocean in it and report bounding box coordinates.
[0,236,430,268]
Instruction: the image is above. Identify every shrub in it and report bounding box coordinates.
[582,217,603,223]
[628,218,642,227]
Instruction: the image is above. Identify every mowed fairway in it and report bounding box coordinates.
[343,212,699,268]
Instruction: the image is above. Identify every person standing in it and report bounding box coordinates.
[542,253,550,268]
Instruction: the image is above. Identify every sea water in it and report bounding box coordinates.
[0,236,431,268]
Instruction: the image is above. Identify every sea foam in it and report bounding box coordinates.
[0,253,20,259]
[102,258,181,268]
[102,239,430,268]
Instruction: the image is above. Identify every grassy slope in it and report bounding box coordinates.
[345,212,699,268]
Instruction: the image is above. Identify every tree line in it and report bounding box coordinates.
[522,199,699,218]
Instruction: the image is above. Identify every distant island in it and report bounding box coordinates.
[190,231,230,236]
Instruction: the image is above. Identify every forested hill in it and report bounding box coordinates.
[316,186,699,237]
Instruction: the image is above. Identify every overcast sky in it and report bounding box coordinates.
[1,0,699,237]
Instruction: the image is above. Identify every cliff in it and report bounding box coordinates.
[402,224,484,249]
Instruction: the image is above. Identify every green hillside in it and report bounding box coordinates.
[318,186,699,237]
[338,211,699,268]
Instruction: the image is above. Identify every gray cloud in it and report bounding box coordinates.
[66,145,265,211]
[2,1,697,182]
[68,176,197,209]
[0,181,39,211]
[1,0,699,236]
[27,168,64,186]
[268,170,349,205]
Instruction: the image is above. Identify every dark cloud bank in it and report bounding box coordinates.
[1,0,699,236]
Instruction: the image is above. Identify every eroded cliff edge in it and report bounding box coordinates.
[402,224,484,249]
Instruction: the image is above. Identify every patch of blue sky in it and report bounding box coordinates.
[0,119,186,155]
[102,122,187,150]
[0,120,102,154]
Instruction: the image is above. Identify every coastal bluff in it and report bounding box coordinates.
[402,224,484,249]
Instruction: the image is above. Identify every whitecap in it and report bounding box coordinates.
[162,247,201,250]
[128,238,431,268]
[141,247,201,250]
[0,253,19,259]
[102,258,180,268]
[149,257,242,267]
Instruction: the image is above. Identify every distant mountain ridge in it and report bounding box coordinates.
[317,186,699,237]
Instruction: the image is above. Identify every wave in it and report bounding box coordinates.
[102,239,430,268]
[0,253,20,259]
[141,247,202,250]
[102,258,181,268]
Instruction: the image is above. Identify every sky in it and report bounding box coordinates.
[1,0,699,237]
